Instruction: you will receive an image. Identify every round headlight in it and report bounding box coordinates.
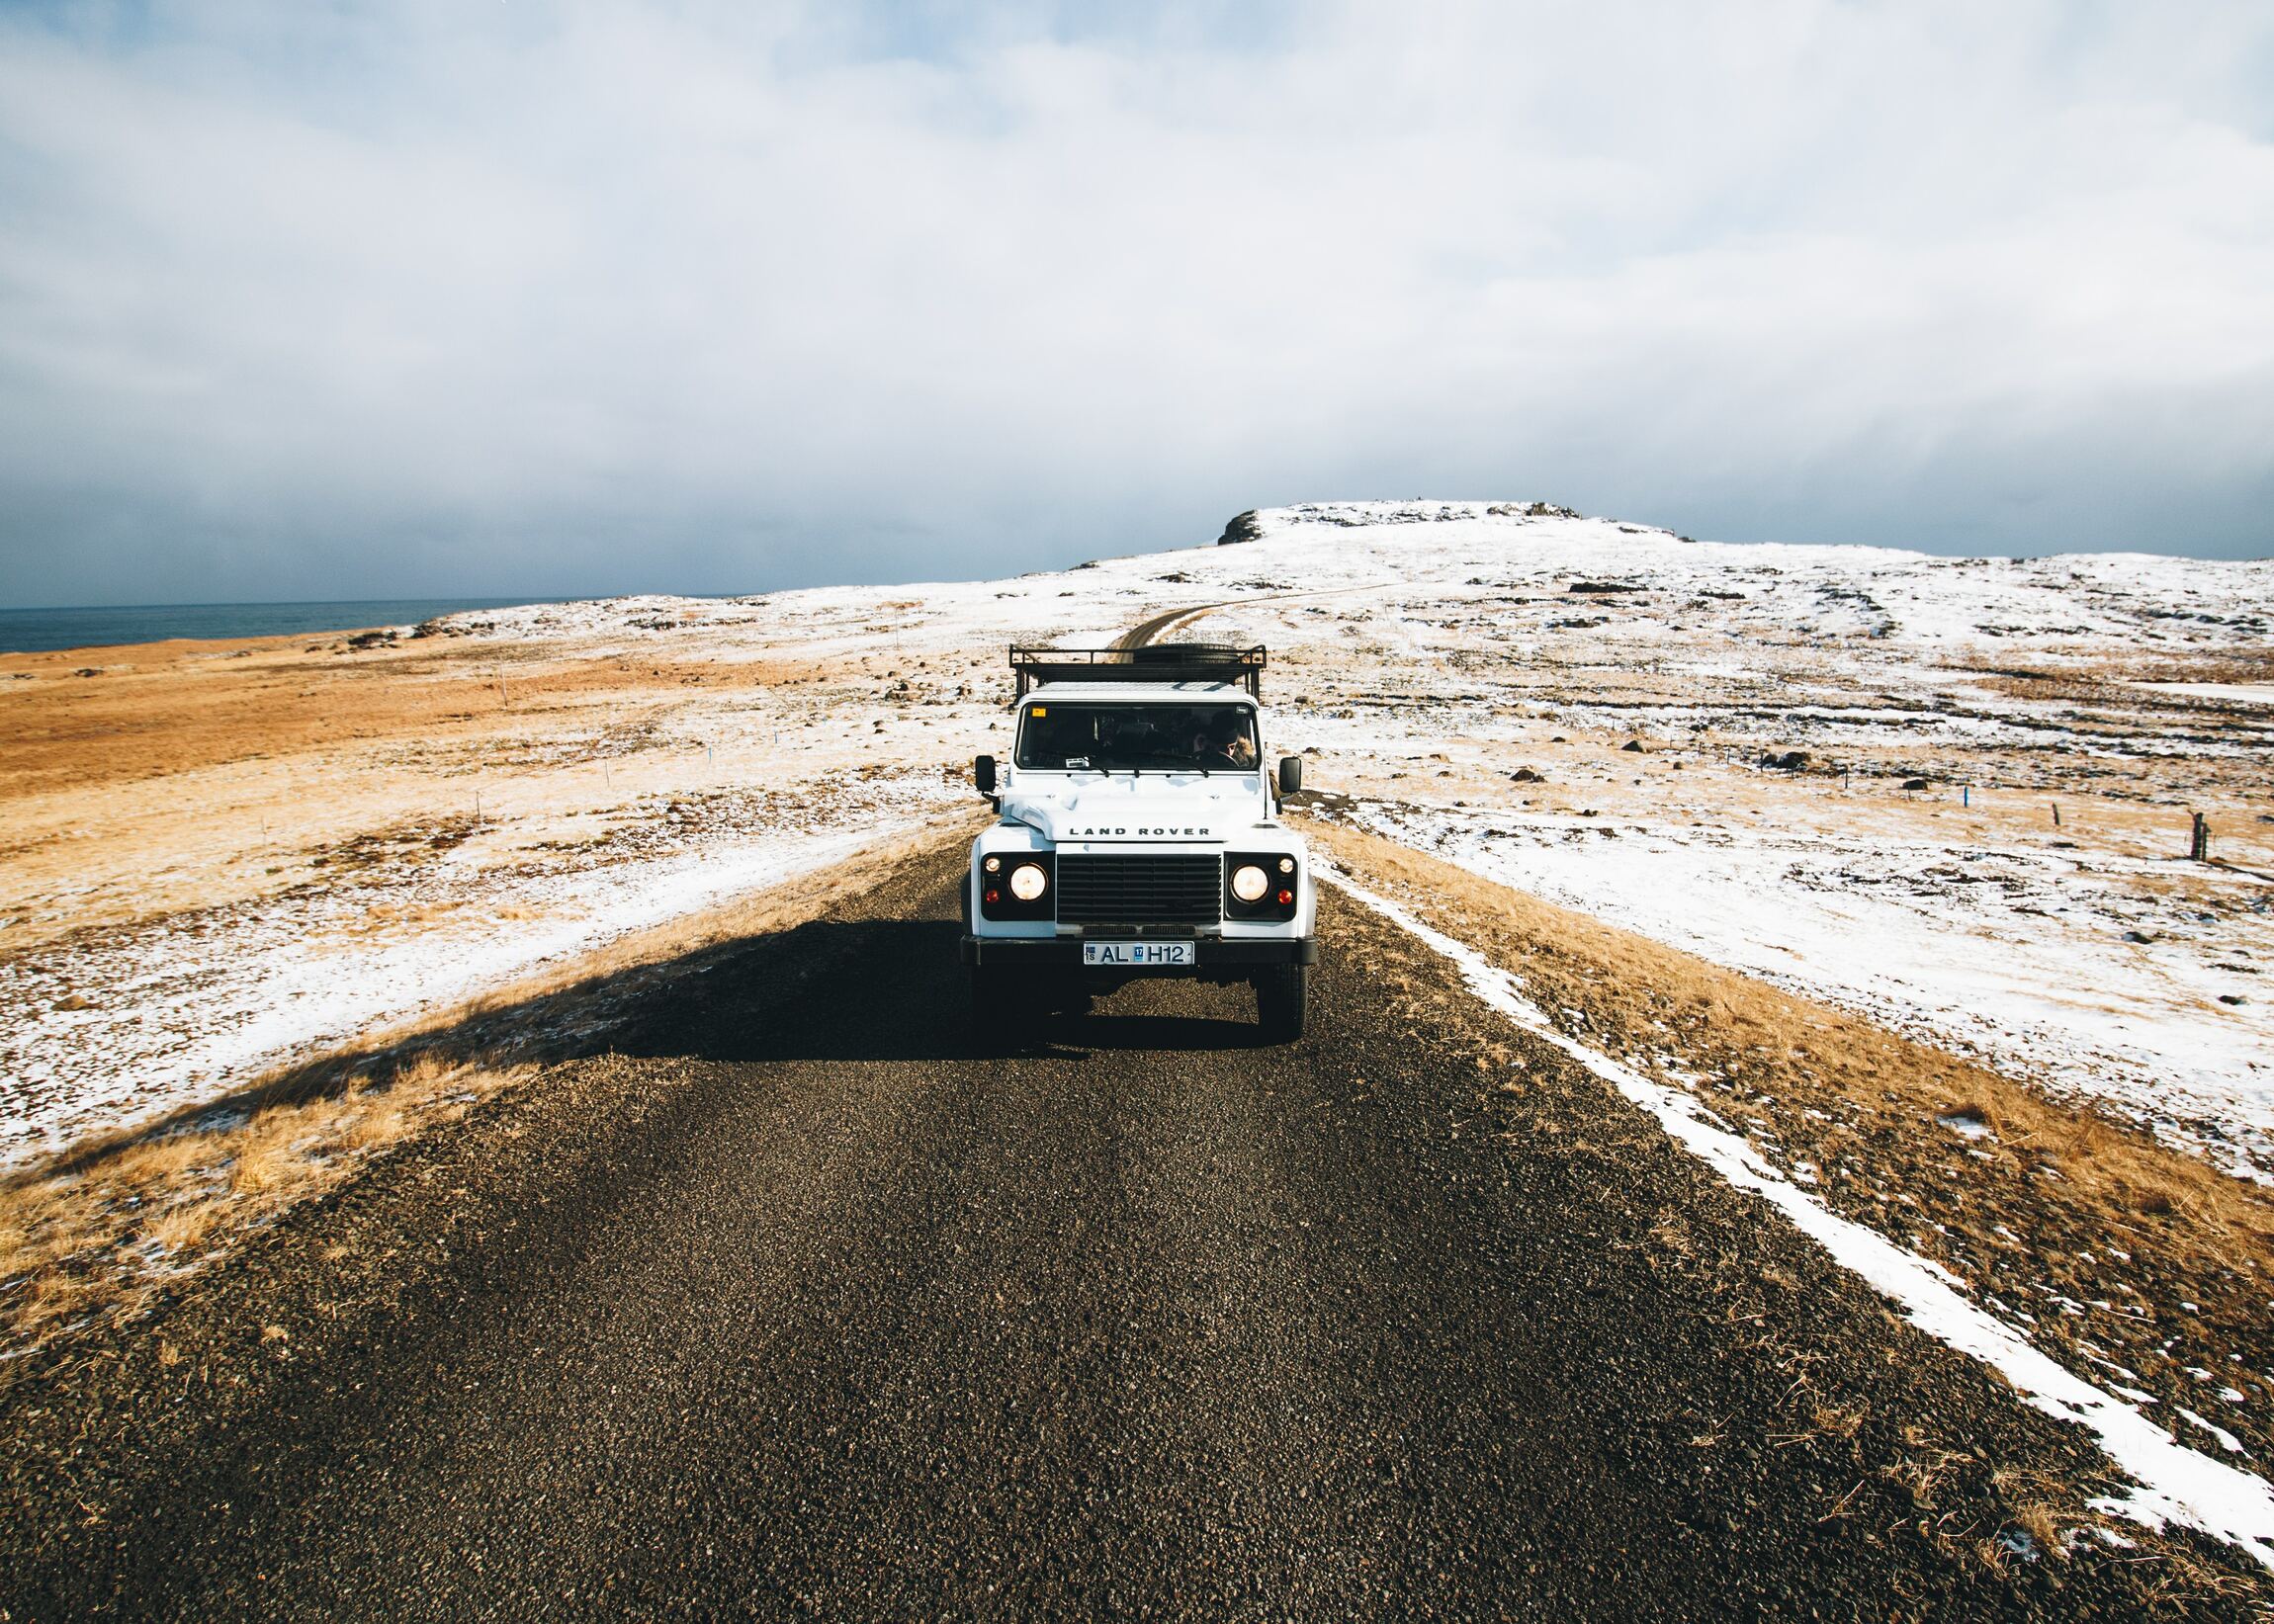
[1231,864,1268,902]
[1009,862,1048,901]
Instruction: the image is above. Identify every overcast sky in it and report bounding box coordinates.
[1,1,2269,606]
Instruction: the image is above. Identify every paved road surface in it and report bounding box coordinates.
[0,845,2240,1618]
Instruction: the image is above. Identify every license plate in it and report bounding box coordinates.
[1083,940,1195,968]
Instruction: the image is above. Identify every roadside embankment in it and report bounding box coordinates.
[1303,814,2274,1485]
[0,818,980,1365]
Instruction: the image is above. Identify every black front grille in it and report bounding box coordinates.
[1057,854,1222,926]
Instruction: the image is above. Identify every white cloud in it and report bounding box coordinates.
[1,0,2269,602]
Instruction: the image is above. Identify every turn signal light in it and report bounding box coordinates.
[983,888,1001,904]
[1275,888,1294,905]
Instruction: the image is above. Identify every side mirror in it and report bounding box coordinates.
[1276,755,1303,796]
[974,754,997,796]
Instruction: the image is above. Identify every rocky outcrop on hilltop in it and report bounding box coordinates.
[1215,510,1265,546]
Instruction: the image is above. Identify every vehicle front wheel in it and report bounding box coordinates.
[1254,962,1308,1043]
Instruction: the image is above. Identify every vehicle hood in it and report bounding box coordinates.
[1002,776,1265,845]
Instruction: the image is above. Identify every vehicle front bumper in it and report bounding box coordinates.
[960,934,1317,968]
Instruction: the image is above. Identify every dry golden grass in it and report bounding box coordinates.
[0,817,976,1360]
[0,634,827,801]
[1810,1401,1867,1441]
[2013,1500,2062,1551]
[143,1198,224,1255]
[0,1053,517,1355]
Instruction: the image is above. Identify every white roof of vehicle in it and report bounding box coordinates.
[1020,681,1257,705]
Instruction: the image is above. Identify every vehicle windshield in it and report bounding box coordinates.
[1016,703,1260,773]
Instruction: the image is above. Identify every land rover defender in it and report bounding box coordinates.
[960,644,1316,1039]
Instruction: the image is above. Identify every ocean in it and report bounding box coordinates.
[0,598,555,655]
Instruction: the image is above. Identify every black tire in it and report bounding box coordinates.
[1129,641,1249,664]
[1254,963,1308,1043]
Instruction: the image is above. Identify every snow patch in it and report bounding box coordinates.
[2,779,961,1169]
[1348,802,2274,1182]
[1939,1110,1994,1141]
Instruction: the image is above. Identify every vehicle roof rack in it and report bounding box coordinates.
[1009,644,1266,699]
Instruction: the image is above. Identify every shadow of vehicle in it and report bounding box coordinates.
[612,915,1273,1065]
[36,877,1272,1188]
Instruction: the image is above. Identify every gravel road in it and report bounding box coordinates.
[0,843,2255,1619]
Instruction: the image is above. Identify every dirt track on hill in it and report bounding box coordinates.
[2,841,2258,1618]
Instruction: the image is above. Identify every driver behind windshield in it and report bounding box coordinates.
[1214,710,1258,769]
[1016,705,1255,770]
[1188,711,1258,770]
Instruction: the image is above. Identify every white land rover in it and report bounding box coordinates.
[961,644,1317,1040]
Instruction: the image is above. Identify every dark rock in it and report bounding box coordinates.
[1216,510,1265,546]
[1485,500,1580,519]
[1621,740,1644,753]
